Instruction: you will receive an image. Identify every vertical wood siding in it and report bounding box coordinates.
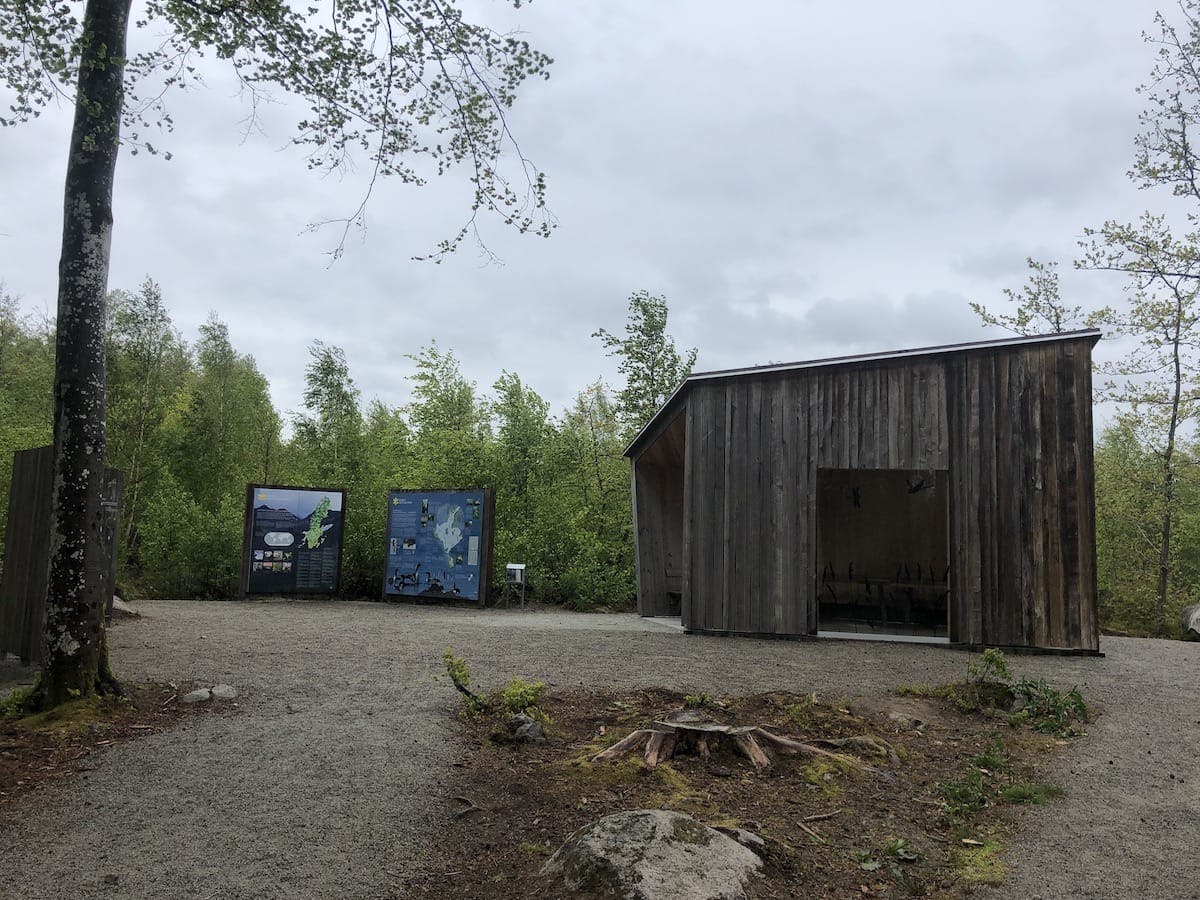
[0,447,123,663]
[0,447,56,662]
[946,342,1098,650]
[632,412,685,617]
[639,335,1099,650]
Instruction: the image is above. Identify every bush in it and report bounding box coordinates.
[443,648,488,716]
[967,648,1012,684]
[499,677,548,721]
[1010,678,1088,737]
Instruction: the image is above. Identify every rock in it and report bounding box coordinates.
[541,809,762,900]
[210,684,238,701]
[493,713,547,744]
[712,826,767,852]
[110,597,139,618]
[181,688,211,704]
[887,711,923,731]
[1181,604,1200,641]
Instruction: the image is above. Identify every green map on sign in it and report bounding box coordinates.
[304,497,332,549]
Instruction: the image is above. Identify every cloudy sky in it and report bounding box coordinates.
[0,1,1176,421]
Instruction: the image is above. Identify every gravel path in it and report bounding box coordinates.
[1,600,1197,899]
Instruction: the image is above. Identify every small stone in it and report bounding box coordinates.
[491,713,547,744]
[513,716,547,743]
[210,684,238,700]
[887,711,923,731]
[101,874,119,886]
[180,688,212,704]
[110,597,138,618]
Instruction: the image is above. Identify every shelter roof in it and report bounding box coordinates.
[624,328,1102,458]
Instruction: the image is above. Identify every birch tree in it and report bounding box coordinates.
[0,0,552,706]
[106,279,189,566]
[969,259,1092,336]
[1077,2,1200,636]
[593,291,697,439]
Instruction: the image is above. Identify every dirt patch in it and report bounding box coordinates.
[0,682,232,818]
[403,687,1082,898]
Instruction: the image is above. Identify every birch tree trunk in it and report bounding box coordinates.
[39,0,132,706]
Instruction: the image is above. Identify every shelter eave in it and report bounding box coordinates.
[623,328,1102,460]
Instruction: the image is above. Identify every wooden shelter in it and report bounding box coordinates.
[625,330,1101,653]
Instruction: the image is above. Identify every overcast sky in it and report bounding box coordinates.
[0,1,1175,422]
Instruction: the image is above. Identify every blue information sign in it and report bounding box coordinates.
[383,489,490,602]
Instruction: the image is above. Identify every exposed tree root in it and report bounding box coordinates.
[592,711,893,772]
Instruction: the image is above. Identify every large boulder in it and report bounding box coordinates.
[1182,604,1200,641]
[540,809,762,900]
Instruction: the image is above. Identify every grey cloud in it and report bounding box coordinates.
[950,245,1061,281]
[0,0,1169,424]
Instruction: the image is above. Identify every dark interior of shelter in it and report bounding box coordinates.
[816,468,949,639]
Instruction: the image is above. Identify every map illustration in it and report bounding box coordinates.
[245,486,344,595]
[385,489,488,602]
[303,496,333,549]
[433,505,466,566]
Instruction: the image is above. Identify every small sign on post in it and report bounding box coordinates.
[505,563,526,608]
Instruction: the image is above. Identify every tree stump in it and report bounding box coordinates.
[592,710,884,771]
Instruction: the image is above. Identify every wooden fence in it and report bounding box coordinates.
[0,446,121,663]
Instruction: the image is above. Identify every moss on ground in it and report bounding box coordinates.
[955,840,1006,885]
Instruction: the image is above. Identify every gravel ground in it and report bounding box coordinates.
[1,599,1197,899]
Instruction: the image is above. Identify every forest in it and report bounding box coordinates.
[0,286,697,612]
[0,279,1195,636]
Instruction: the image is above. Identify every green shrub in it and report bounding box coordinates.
[941,768,989,818]
[442,647,488,716]
[1,684,37,720]
[499,677,547,719]
[137,479,243,599]
[967,648,1012,684]
[1010,678,1088,737]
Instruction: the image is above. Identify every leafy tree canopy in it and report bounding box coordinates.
[593,290,697,439]
[1,0,554,255]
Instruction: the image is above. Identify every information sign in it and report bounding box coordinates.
[242,485,345,595]
[383,489,492,603]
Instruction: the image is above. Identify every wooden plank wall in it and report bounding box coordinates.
[0,446,55,662]
[946,342,1098,650]
[664,337,1098,650]
[681,361,946,636]
[0,447,124,662]
[632,412,686,617]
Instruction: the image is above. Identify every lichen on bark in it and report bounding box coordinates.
[34,0,133,710]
